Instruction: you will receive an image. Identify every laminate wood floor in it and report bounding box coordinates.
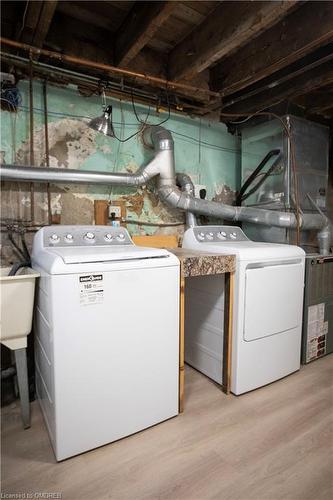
[2,356,333,500]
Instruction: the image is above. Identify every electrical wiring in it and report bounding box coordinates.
[130,87,171,129]
[131,89,151,124]
[17,0,29,41]
[5,104,238,153]
[0,87,22,110]
[108,99,125,202]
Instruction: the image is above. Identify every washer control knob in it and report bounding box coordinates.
[230,232,237,239]
[84,232,95,241]
[65,233,74,242]
[116,233,125,241]
[221,231,227,237]
[217,232,226,240]
[104,233,113,242]
[49,233,60,244]
[206,232,214,240]
[197,232,205,241]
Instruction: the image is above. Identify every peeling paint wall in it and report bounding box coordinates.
[1,80,239,264]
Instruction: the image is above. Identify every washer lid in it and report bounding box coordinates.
[47,245,170,264]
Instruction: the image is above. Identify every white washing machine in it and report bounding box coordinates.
[32,225,180,461]
[182,225,305,395]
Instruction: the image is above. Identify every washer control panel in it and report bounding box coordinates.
[43,225,133,247]
[193,226,248,243]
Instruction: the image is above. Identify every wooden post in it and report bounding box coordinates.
[222,272,234,394]
[179,272,185,413]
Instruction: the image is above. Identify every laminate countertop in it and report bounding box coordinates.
[167,248,236,277]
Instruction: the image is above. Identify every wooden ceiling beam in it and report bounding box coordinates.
[168,0,298,81]
[19,0,58,48]
[115,1,177,67]
[222,62,333,114]
[295,87,333,114]
[211,1,333,96]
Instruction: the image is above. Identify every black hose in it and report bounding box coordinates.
[20,232,31,261]
[8,232,26,260]
[8,261,30,276]
[241,154,282,203]
[236,149,281,206]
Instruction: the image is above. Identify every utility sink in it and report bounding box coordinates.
[0,266,40,350]
[1,266,40,429]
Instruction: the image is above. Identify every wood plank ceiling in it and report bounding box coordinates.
[1,0,333,122]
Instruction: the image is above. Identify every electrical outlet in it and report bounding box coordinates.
[108,205,122,219]
[194,184,206,198]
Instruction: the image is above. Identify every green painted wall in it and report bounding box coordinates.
[1,80,239,240]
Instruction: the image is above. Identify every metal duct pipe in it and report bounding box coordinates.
[158,184,332,254]
[0,126,172,186]
[158,184,328,230]
[1,125,331,253]
[1,164,155,185]
[176,173,197,228]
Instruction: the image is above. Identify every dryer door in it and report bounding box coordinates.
[243,262,304,341]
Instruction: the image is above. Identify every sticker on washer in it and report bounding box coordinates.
[79,274,104,306]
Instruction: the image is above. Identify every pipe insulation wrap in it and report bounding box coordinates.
[0,125,331,253]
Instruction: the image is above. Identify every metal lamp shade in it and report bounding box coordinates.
[88,105,115,137]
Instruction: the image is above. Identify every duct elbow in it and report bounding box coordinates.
[176,173,195,196]
[143,126,174,151]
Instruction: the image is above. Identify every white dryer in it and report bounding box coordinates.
[182,225,305,395]
[32,225,180,461]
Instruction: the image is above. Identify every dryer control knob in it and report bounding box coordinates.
[116,233,125,241]
[217,232,226,240]
[197,232,205,241]
[104,233,113,242]
[65,234,73,242]
[230,232,237,239]
[84,232,95,241]
[49,233,60,244]
[206,232,214,240]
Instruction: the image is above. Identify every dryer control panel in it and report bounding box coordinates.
[193,225,249,243]
[41,225,133,247]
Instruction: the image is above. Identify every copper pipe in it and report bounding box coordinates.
[0,37,220,99]
[29,56,35,224]
[43,79,52,225]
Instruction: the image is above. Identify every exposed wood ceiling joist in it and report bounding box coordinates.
[2,0,332,120]
[46,12,114,64]
[295,87,333,115]
[115,1,177,67]
[223,61,333,114]
[211,1,333,96]
[18,0,58,48]
[167,0,299,81]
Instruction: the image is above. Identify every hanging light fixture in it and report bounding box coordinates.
[88,86,115,138]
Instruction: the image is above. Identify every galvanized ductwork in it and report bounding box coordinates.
[0,127,174,187]
[1,125,331,254]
